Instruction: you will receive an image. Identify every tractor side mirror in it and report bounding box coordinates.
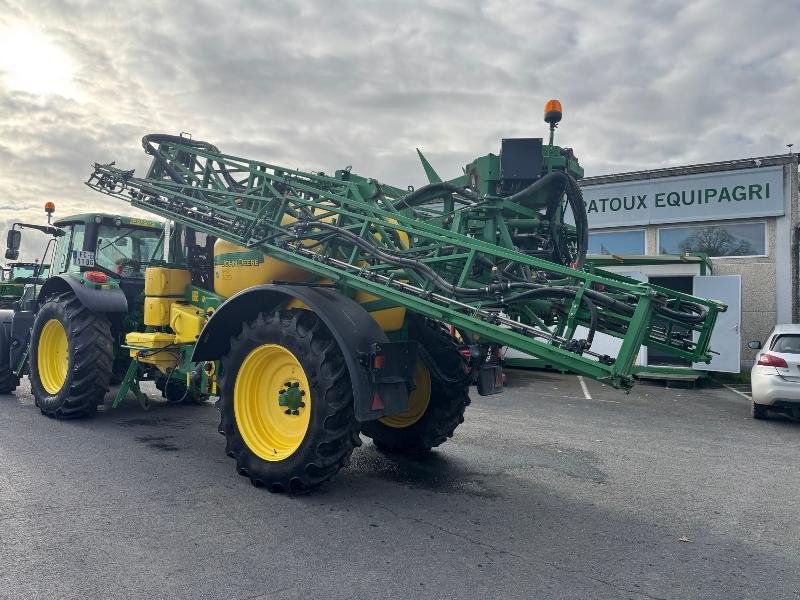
[6,229,21,251]
[5,248,18,260]
[747,340,762,350]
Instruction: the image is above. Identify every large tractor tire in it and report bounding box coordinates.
[361,316,471,453]
[29,292,114,418]
[0,363,19,394]
[218,309,361,493]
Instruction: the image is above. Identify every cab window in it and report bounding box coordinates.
[95,225,162,278]
[67,224,86,273]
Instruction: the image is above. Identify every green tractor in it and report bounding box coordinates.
[0,210,164,413]
[0,261,49,309]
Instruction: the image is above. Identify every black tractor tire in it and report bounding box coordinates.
[218,309,361,493]
[0,363,19,394]
[0,311,20,394]
[361,316,471,453]
[751,401,769,420]
[29,292,114,419]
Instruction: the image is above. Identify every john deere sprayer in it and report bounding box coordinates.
[3,100,725,493]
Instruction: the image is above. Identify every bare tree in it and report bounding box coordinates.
[678,226,754,256]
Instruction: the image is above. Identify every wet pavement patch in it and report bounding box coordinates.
[506,443,608,484]
[135,434,180,452]
[117,416,187,429]
[349,445,501,498]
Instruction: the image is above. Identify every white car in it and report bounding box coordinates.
[749,324,800,419]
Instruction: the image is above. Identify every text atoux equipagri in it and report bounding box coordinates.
[583,165,784,227]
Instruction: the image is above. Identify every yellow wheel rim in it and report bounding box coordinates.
[234,343,312,462]
[380,359,431,429]
[38,318,69,395]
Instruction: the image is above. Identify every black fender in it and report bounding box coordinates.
[37,274,128,313]
[0,309,13,371]
[193,284,412,421]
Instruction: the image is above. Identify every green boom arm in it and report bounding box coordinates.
[86,134,725,390]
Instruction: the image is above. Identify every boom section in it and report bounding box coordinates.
[86,137,725,390]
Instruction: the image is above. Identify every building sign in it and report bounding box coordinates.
[580,165,784,228]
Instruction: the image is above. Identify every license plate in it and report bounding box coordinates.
[72,250,95,267]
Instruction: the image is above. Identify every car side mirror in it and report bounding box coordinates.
[747,340,762,350]
[4,248,18,260]
[6,229,21,251]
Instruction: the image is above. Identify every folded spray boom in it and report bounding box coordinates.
[86,111,725,390]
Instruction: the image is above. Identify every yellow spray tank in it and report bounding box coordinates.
[213,239,308,298]
[212,213,408,331]
[213,209,334,298]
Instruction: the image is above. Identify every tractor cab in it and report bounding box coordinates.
[3,262,50,284]
[49,213,164,301]
[0,262,50,309]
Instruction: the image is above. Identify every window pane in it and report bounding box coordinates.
[67,224,86,273]
[95,225,163,278]
[772,335,800,354]
[658,223,765,257]
[588,230,645,255]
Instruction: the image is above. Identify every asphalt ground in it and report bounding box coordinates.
[1,370,799,600]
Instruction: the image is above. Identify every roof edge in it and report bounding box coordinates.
[580,154,799,187]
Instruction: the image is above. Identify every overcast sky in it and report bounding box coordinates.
[0,0,798,259]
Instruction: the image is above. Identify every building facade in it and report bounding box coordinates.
[579,154,799,372]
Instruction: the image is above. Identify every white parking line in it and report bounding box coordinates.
[577,376,592,400]
[723,384,752,401]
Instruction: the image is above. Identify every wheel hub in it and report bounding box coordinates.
[278,381,306,415]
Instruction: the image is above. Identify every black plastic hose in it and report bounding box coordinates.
[393,182,481,209]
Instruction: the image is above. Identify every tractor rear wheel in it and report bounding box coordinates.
[29,292,114,418]
[218,309,360,493]
[361,317,471,453]
[0,363,19,394]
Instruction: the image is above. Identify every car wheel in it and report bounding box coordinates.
[751,401,769,420]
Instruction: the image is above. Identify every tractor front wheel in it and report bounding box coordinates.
[218,309,360,493]
[29,292,113,418]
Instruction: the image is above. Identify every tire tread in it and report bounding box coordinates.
[31,292,113,418]
[362,316,471,453]
[218,309,360,493]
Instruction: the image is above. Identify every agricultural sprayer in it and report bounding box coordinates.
[1,101,725,492]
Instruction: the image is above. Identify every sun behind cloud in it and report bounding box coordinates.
[0,23,79,98]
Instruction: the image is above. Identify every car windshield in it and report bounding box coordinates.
[771,334,800,354]
[95,225,162,278]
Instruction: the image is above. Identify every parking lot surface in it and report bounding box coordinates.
[1,370,799,599]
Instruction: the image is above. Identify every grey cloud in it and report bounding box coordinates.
[0,0,797,245]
